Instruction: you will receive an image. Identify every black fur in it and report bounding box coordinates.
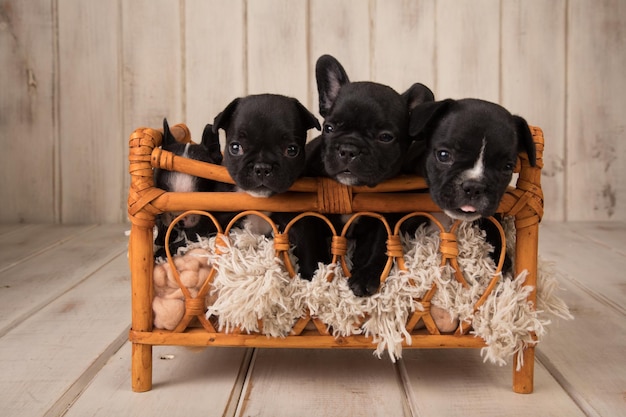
[300,55,434,296]
[154,119,223,258]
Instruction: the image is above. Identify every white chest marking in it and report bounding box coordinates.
[170,144,197,192]
[464,138,486,180]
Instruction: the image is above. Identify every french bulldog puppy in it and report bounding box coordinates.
[301,54,434,296]
[212,93,321,234]
[406,98,536,221]
[406,98,537,270]
[154,119,223,258]
[213,94,320,198]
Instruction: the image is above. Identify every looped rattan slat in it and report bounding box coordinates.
[338,212,393,281]
[282,211,340,279]
[163,210,223,333]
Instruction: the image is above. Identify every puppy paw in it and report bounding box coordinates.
[348,272,380,297]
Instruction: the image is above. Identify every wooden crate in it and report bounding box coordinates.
[127,123,544,393]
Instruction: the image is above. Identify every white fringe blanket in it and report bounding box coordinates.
[157,219,572,368]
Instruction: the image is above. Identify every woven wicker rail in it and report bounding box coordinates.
[127,123,544,394]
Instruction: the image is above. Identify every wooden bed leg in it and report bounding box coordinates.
[513,346,535,393]
[132,343,153,392]
[509,127,543,394]
[129,223,155,392]
[512,219,539,393]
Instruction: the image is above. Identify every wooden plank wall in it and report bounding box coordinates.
[1,0,624,223]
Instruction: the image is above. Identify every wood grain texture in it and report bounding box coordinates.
[309,0,370,114]
[57,0,125,223]
[0,251,130,417]
[121,0,184,196]
[536,221,626,416]
[501,0,567,221]
[400,349,585,417]
[247,0,309,104]
[185,0,247,137]
[0,224,94,272]
[0,221,622,416]
[539,221,626,314]
[536,260,626,416]
[371,0,436,94]
[434,0,500,101]
[1,0,626,223]
[236,349,410,417]
[0,224,128,337]
[63,344,251,417]
[0,0,56,222]
[566,0,626,221]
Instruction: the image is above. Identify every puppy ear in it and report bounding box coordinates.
[315,54,350,117]
[403,100,454,176]
[291,98,321,132]
[212,98,241,133]
[402,140,429,176]
[162,118,176,148]
[201,123,223,164]
[402,83,435,112]
[513,115,536,167]
[408,99,454,137]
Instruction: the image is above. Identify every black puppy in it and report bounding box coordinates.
[154,119,223,258]
[406,98,537,269]
[213,94,320,198]
[301,54,434,296]
[212,93,320,233]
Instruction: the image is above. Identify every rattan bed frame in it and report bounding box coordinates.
[127,123,544,394]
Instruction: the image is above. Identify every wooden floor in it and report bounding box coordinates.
[0,222,624,417]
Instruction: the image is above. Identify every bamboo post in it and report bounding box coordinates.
[129,224,154,392]
[509,126,544,394]
[127,125,189,392]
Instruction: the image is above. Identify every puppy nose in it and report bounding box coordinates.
[462,180,486,198]
[253,162,273,177]
[338,144,360,161]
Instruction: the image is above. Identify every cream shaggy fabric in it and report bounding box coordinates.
[156,218,572,367]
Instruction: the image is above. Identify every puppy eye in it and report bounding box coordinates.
[504,162,515,171]
[436,150,453,164]
[284,144,300,158]
[323,123,334,134]
[228,142,243,156]
[378,133,395,143]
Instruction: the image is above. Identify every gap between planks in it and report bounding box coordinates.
[45,326,130,417]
